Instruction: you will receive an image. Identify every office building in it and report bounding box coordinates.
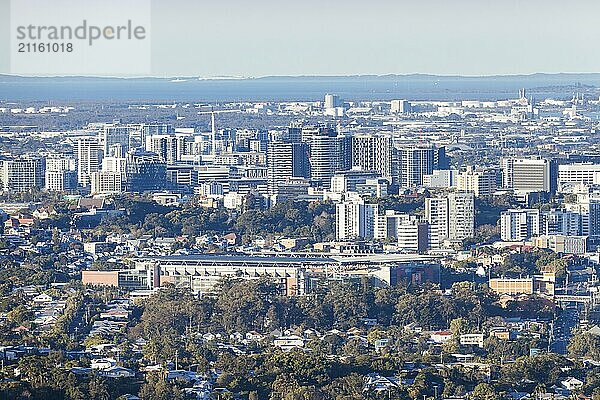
[540,209,581,236]
[324,94,342,109]
[166,165,198,191]
[391,99,410,114]
[330,169,382,193]
[99,125,132,158]
[91,171,126,194]
[309,133,352,189]
[558,163,600,189]
[533,235,588,255]
[489,275,555,296]
[456,166,498,197]
[267,142,310,194]
[284,126,302,143]
[102,156,127,174]
[398,146,448,188]
[423,169,456,188]
[146,134,187,164]
[45,170,77,192]
[0,157,45,193]
[501,157,557,193]
[45,156,77,192]
[141,123,174,150]
[300,125,334,143]
[565,194,600,242]
[125,150,167,192]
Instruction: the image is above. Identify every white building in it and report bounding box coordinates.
[374,210,428,252]
[336,198,376,240]
[558,163,600,190]
[500,209,540,241]
[45,156,77,192]
[0,157,45,193]
[425,192,474,248]
[91,171,125,194]
[425,197,449,249]
[456,166,497,197]
[76,138,100,186]
[501,157,555,193]
[565,194,600,241]
[391,99,410,114]
[540,209,581,236]
[423,169,456,188]
[448,192,475,241]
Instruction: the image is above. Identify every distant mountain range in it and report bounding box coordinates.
[1,73,599,102]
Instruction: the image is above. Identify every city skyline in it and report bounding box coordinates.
[2,2,600,399]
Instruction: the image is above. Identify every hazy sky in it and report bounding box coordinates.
[147,0,600,77]
[2,0,600,77]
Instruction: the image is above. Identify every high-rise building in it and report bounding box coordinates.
[448,192,475,241]
[285,126,302,143]
[374,210,428,252]
[45,156,77,192]
[126,150,167,192]
[500,209,540,241]
[456,166,498,197]
[90,171,126,194]
[425,197,449,249]
[540,209,581,236]
[557,163,600,188]
[351,135,393,181]
[336,198,376,240]
[398,146,447,188]
[425,192,474,248]
[102,157,127,174]
[166,165,198,192]
[0,157,45,193]
[324,94,342,109]
[396,216,429,253]
[76,138,100,186]
[267,142,310,194]
[565,194,600,242]
[146,134,187,164]
[501,157,557,193]
[141,123,174,150]
[99,125,132,158]
[309,134,351,189]
[300,125,335,143]
[391,99,410,114]
[46,156,76,173]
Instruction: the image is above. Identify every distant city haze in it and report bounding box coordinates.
[146,0,600,78]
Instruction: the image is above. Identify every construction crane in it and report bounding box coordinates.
[197,108,242,155]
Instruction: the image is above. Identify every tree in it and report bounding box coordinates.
[568,331,600,360]
[87,375,110,400]
[469,383,502,400]
[139,373,183,400]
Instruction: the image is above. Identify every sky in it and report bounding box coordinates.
[2,0,600,77]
